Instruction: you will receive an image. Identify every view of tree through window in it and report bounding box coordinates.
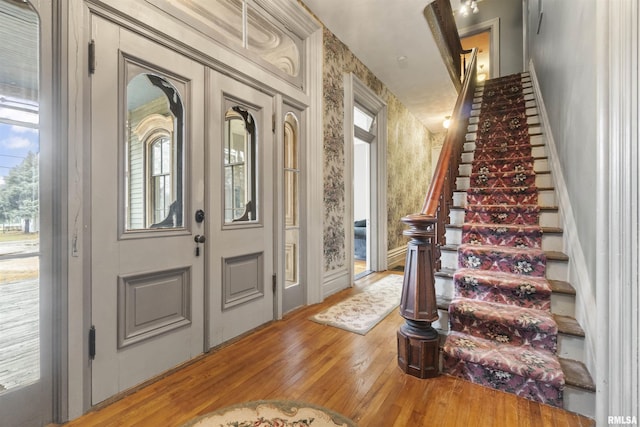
[0,0,41,393]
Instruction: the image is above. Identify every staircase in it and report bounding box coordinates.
[434,73,595,416]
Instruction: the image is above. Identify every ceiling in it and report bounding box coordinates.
[302,0,459,133]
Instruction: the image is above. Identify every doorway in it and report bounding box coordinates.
[459,17,501,80]
[345,73,387,281]
[353,106,374,279]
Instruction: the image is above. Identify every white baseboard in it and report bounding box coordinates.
[529,61,597,375]
[387,246,407,270]
[322,267,351,298]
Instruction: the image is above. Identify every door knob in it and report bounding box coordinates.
[194,234,206,244]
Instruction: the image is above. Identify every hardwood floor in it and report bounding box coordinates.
[63,271,594,427]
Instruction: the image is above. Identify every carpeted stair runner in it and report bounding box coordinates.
[442,73,565,407]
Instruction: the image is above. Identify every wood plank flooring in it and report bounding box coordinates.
[62,272,595,427]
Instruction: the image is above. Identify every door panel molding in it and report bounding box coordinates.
[222,252,265,310]
[117,267,192,348]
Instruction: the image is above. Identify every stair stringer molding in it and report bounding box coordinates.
[528,61,597,376]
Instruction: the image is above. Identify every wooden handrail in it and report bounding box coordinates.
[397,48,478,379]
[422,49,478,217]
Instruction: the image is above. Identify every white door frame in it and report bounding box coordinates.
[459,18,501,78]
[344,73,387,281]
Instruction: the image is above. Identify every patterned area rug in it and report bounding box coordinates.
[442,73,565,407]
[310,274,403,335]
[181,400,357,427]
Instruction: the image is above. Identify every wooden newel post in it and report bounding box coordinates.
[397,213,440,379]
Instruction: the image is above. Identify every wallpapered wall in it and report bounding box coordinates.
[322,26,436,273]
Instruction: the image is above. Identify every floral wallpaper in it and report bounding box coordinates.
[322,27,435,273]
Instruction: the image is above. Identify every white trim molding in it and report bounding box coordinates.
[387,246,407,270]
[459,17,501,78]
[322,268,351,297]
[595,0,640,424]
[303,24,324,306]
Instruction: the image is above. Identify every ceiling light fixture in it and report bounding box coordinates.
[460,0,479,17]
[443,116,451,129]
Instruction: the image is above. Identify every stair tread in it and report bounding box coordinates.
[462,144,546,154]
[457,170,551,177]
[445,223,563,234]
[435,268,457,278]
[554,314,585,337]
[441,243,568,261]
[460,156,549,166]
[438,269,577,297]
[443,331,564,386]
[450,204,559,211]
[549,279,576,295]
[451,297,557,327]
[455,186,555,193]
[559,358,596,391]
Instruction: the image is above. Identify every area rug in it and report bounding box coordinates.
[181,400,357,427]
[310,274,403,335]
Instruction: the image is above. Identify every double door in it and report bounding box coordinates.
[90,17,276,404]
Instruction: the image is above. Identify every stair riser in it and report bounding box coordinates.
[435,274,454,301]
[445,228,563,251]
[448,208,560,228]
[452,188,556,207]
[439,250,568,281]
[433,308,449,333]
[557,333,585,363]
[456,172,552,190]
[563,386,595,419]
[458,158,550,176]
[551,292,576,317]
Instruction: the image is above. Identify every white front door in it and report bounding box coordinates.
[90,16,206,404]
[207,71,275,346]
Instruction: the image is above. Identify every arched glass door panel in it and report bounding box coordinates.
[224,106,257,223]
[125,72,184,231]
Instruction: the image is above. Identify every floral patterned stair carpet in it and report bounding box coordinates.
[442,73,565,407]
